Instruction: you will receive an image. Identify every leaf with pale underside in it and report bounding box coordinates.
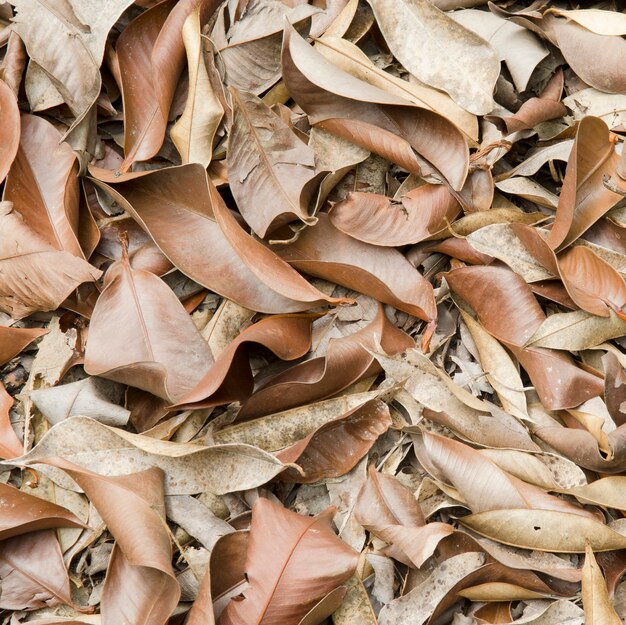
[9,416,289,495]
[314,35,478,141]
[170,6,224,168]
[281,22,469,192]
[450,8,548,92]
[582,543,622,625]
[367,0,498,115]
[9,0,135,129]
[0,201,101,319]
[460,509,626,552]
[228,88,319,237]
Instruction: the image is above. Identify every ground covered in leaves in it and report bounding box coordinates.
[5,0,626,624]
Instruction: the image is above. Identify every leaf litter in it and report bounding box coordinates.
[4,1,626,624]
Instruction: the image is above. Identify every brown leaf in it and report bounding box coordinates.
[0,201,101,319]
[329,185,461,247]
[46,460,180,625]
[219,498,357,625]
[277,399,392,483]
[0,325,47,367]
[89,165,344,313]
[174,314,315,410]
[4,114,83,257]
[117,0,215,170]
[546,116,623,250]
[281,22,469,192]
[238,303,414,420]
[228,88,320,237]
[9,0,135,129]
[485,69,566,134]
[445,265,604,410]
[84,252,213,402]
[0,382,23,459]
[0,480,83,540]
[354,465,452,568]
[0,529,74,610]
[0,78,19,183]
[277,213,437,324]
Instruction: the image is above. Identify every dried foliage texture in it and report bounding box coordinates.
[5,1,626,625]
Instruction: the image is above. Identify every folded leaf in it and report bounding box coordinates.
[367,0,499,115]
[89,165,344,313]
[277,213,437,324]
[0,78,19,182]
[174,314,315,410]
[277,399,392,483]
[9,0,135,129]
[582,543,621,624]
[282,22,469,191]
[0,201,101,319]
[84,251,213,402]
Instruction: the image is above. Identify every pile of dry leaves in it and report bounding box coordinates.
[4,0,626,623]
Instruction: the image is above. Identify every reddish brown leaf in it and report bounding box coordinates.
[174,314,315,410]
[445,264,603,410]
[219,498,357,625]
[277,214,437,324]
[0,201,101,319]
[329,185,461,247]
[84,251,213,402]
[277,399,392,483]
[0,325,47,367]
[238,303,414,420]
[0,78,19,183]
[89,165,345,313]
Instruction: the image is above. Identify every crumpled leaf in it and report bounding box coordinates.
[219,498,357,625]
[445,265,604,410]
[329,185,461,247]
[355,465,452,568]
[84,250,213,402]
[238,303,414,420]
[0,201,101,319]
[228,88,319,237]
[89,164,345,313]
[368,0,498,115]
[546,116,623,250]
